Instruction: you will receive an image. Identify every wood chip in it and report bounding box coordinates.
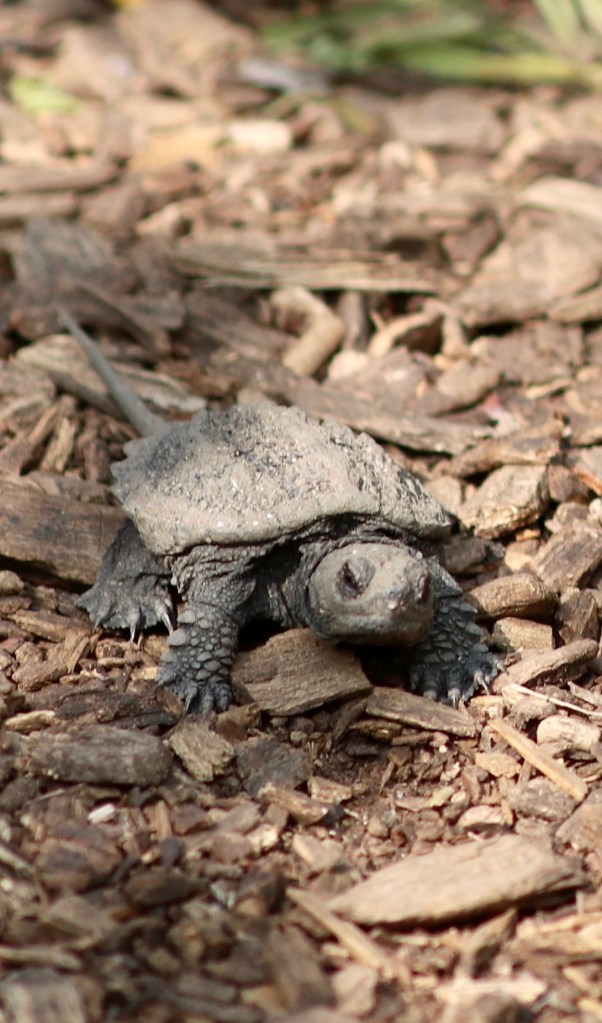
[288,376,487,456]
[385,88,506,152]
[4,710,58,734]
[288,888,395,976]
[536,716,602,759]
[11,610,86,643]
[328,834,581,926]
[566,446,602,495]
[497,639,598,690]
[456,804,507,832]
[521,175,602,227]
[171,241,437,292]
[413,361,500,416]
[437,980,540,1022]
[557,790,602,853]
[265,924,334,1013]
[0,161,118,194]
[557,589,600,644]
[292,834,349,873]
[236,736,310,798]
[12,631,92,692]
[331,963,378,1019]
[27,724,172,786]
[35,822,122,893]
[459,465,549,538]
[456,908,518,976]
[475,750,520,779]
[308,776,353,804]
[492,617,554,652]
[366,686,477,737]
[274,287,345,377]
[0,571,24,596]
[124,868,201,908]
[444,423,562,478]
[0,475,123,584]
[533,521,602,592]
[467,572,557,619]
[168,720,234,781]
[258,783,333,826]
[506,777,577,822]
[0,967,87,1023]
[488,717,588,803]
[457,220,602,326]
[232,630,372,716]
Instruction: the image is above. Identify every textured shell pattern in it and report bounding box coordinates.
[111,403,452,555]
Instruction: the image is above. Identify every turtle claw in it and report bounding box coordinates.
[409,647,500,704]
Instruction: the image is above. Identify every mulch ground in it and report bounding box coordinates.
[0,2,602,1021]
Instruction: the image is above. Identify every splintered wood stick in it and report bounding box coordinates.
[489,717,588,803]
[273,286,345,376]
[288,887,395,977]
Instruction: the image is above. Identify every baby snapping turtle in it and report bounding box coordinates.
[64,312,498,713]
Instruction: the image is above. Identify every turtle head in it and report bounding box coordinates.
[305,542,434,647]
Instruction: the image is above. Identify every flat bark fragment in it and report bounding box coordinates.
[288,377,487,455]
[567,446,602,495]
[35,821,122,893]
[168,719,234,782]
[258,783,334,825]
[536,715,601,759]
[456,219,602,326]
[412,360,500,416]
[459,465,549,538]
[0,475,123,584]
[328,834,581,927]
[492,617,553,651]
[557,790,602,853]
[443,423,562,478]
[557,589,600,644]
[232,630,372,716]
[365,686,477,737]
[27,723,172,786]
[0,967,87,1023]
[467,572,557,620]
[236,736,311,798]
[171,240,438,292]
[0,162,118,194]
[496,638,598,690]
[533,521,602,591]
[265,924,334,1013]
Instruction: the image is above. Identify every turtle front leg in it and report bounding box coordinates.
[79,520,173,638]
[408,560,500,704]
[156,568,252,713]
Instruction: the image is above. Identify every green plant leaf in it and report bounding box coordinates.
[8,75,79,116]
[578,0,602,36]
[533,0,581,47]
[263,0,602,87]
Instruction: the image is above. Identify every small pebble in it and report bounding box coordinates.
[0,571,24,596]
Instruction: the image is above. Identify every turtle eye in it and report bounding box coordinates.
[337,558,374,598]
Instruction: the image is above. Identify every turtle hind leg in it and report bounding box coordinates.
[79,520,173,638]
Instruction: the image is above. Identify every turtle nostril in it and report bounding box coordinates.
[417,574,431,603]
[386,574,431,613]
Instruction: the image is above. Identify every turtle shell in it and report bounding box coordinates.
[111,403,452,556]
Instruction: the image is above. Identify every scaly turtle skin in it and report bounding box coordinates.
[63,311,499,712]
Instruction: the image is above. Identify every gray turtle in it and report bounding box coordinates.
[62,310,499,713]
